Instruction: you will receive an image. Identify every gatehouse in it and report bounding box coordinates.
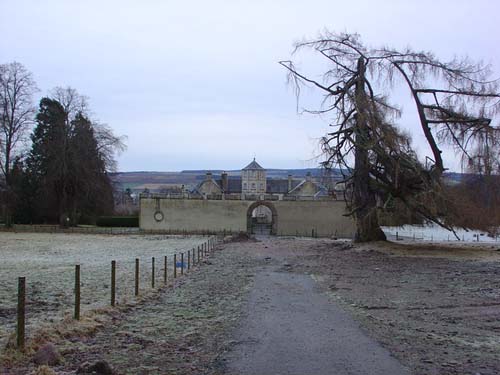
[139,159,355,237]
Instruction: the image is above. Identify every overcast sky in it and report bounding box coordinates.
[1,0,499,172]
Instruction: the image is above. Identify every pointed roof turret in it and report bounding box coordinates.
[242,158,264,170]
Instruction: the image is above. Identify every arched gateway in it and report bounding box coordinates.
[246,201,278,235]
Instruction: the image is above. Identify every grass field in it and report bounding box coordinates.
[0,232,208,348]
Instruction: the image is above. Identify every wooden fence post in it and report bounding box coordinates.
[181,253,184,275]
[111,261,116,306]
[188,251,191,271]
[74,265,80,320]
[174,254,177,278]
[152,257,155,288]
[17,277,26,350]
[135,258,140,296]
[164,256,167,284]
[192,248,195,265]
[198,246,201,262]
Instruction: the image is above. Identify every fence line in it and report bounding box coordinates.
[387,230,499,243]
[12,236,219,350]
[0,225,230,236]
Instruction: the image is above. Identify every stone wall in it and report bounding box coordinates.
[140,197,355,238]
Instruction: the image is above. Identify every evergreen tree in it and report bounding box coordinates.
[9,157,36,224]
[22,97,117,225]
[25,98,68,223]
[69,113,114,221]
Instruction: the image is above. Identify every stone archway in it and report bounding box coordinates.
[246,201,278,235]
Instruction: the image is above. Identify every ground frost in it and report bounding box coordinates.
[0,232,207,349]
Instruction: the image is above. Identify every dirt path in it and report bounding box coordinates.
[224,269,409,375]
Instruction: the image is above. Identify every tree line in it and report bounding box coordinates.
[0,62,125,226]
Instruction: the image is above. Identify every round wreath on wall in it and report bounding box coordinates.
[154,210,164,222]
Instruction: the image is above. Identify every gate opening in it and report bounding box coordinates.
[246,201,277,235]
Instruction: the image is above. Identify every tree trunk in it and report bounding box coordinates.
[353,57,386,242]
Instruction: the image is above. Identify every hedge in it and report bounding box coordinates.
[96,216,139,227]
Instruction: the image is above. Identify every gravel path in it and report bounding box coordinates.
[224,269,409,375]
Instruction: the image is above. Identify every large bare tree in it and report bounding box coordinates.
[0,62,38,184]
[280,32,500,242]
[0,62,38,225]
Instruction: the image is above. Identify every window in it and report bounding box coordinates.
[259,183,264,190]
[243,182,247,189]
[252,183,256,189]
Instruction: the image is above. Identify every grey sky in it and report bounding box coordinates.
[1,0,499,171]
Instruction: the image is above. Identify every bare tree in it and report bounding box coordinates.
[49,86,126,172]
[50,86,89,122]
[92,121,127,173]
[0,62,38,184]
[280,32,500,241]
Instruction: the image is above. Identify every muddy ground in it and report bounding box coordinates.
[2,237,500,375]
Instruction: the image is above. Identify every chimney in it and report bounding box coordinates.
[221,171,228,192]
[288,174,293,192]
[205,172,212,181]
[306,172,312,182]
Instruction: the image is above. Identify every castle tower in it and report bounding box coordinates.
[241,158,266,194]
